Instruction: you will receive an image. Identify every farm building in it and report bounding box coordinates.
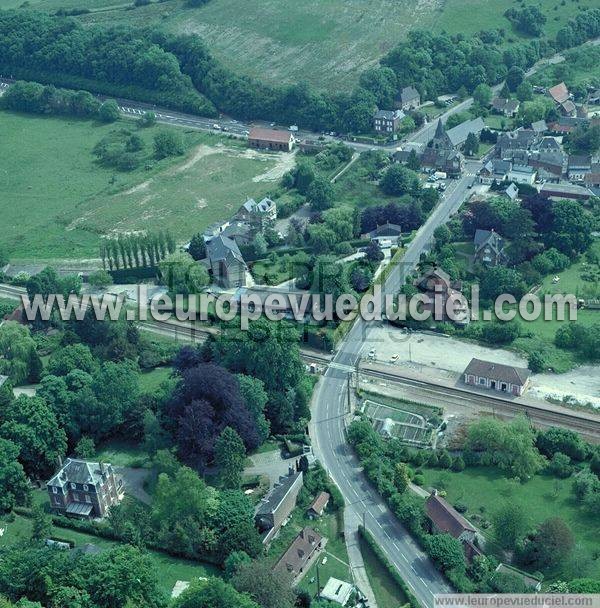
[248,127,295,152]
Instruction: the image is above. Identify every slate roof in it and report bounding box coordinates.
[400,86,420,104]
[206,234,245,264]
[548,82,570,104]
[242,197,275,214]
[540,182,593,198]
[368,222,402,238]
[531,119,547,133]
[426,493,476,538]
[504,183,519,200]
[510,164,535,176]
[568,155,592,169]
[255,471,302,516]
[48,459,114,488]
[374,109,404,121]
[463,358,531,386]
[561,100,576,115]
[446,117,485,147]
[491,98,520,114]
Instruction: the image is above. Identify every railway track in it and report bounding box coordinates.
[359,364,600,440]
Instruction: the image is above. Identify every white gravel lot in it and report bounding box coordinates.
[365,326,600,407]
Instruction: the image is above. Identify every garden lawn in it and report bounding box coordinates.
[419,466,600,582]
[359,534,409,608]
[94,439,149,467]
[0,512,220,596]
[0,110,288,261]
[139,366,173,392]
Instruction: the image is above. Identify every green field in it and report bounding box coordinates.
[420,466,600,582]
[0,110,291,261]
[0,510,220,596]
[359,535,409,608]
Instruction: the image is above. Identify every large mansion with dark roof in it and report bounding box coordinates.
[47,459,123,519]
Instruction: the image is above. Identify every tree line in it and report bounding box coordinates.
[100,231,176,271]
[2,8,600,135]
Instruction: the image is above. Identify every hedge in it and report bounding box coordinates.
[358,525,421,608]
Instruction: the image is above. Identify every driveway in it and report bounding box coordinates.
[244,449,314,485]
[117,466,152,505]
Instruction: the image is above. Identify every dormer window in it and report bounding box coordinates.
[83,484,88,491]
[70,483,76,489]
[52,487,57,494]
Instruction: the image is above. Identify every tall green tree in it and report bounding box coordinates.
[214,427,246,489]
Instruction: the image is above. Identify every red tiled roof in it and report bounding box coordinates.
[548,82,570,104]
[248,127,293,144]
[274,527,322,575]
[308,491,330,515]
[426,493,476,538]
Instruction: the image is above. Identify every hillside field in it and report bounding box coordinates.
[0,111,292,261]
[7,0,592,91]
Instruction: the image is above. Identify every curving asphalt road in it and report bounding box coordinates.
[310,161,482,607]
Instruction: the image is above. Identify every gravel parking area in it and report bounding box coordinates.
[364,326,600,407]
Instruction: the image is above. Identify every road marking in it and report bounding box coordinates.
[329,362,354,372]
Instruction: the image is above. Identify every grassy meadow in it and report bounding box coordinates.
[0,110,292,261]
[420,466,600,582]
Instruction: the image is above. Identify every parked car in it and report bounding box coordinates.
[212,124,221,130]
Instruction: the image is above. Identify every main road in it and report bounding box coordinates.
[310,162,481,607]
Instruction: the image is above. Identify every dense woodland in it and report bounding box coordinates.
[1,8,600,132]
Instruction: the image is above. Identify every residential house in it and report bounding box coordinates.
[414,267,470,326]
[547,82,571,105]
[236,197,277,227]
[473,229,508,266]
[478,159,511,184]
[491,97,520,117]
[494,564,543,592]
[220,220,254,247]
[589,89,600,105]
[426,491,482,561]
[365,222,402,247]
[507,164,536,185]
[531,119,548,134]
[397,86,420,110]
[203,219,231,243]
[205,234,248,288]
[47,458,123,519]
[463,358,531,396]
[540,182,593,201]
[307,491,330,519]
[560,100,577,117]
[528,149,567,179]
[503,183,519,201]
[568,155,592,182]
[248,128,295,152]
[420,147,464,177]
[373,109,405,135]
[547,116,588,135]
[274,527,323,579]
[496,129,539,160]
[255,470,303,544]
[584,169,600,190]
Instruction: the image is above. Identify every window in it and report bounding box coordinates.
[479,377,486,385]
[54,496,60,504]
[70,483,76,490]
[52,487,57,494]
[83,484,88,491]
[85,495,91,503]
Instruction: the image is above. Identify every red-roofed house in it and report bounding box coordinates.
[426,491,483,561]
[248,128,295,152]
[307,491,330,519]
[547,82,570,105]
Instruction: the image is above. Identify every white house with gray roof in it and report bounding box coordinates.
[47,459,123,518]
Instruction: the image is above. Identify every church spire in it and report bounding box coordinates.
[434,118,445,138]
